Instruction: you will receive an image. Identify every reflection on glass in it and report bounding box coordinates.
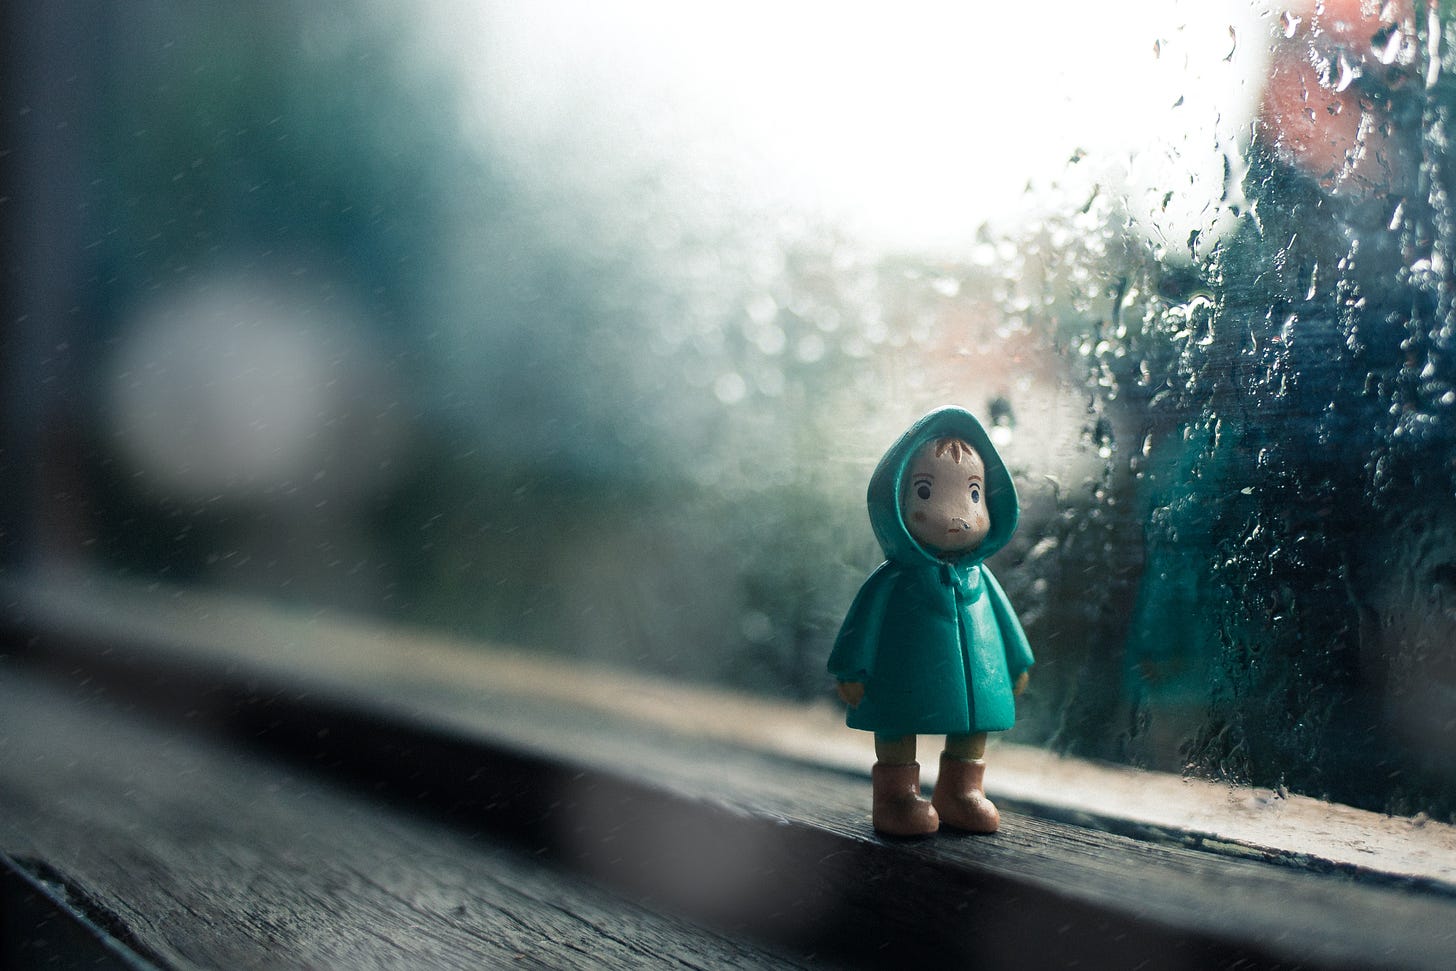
[10,0,1456,818]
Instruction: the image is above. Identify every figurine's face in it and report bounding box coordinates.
[902,439,990,555]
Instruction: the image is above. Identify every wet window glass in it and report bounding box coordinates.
[6,0,1455,820]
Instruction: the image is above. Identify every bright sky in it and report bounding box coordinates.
[436,0,1270,255]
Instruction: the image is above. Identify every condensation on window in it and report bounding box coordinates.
[17,1,1456,819]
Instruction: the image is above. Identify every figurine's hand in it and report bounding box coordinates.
[1013,670,1030,697]
[836,681,865,708]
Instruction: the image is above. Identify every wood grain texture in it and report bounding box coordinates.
[10,569,1454,892]
[2,853,158,970]
[0,670,811,970]
[5,575,1456,968]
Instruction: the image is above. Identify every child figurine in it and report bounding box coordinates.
[828,406,1033,836]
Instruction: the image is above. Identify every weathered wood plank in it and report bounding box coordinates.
[1,664,1277,971]
[8,569,1453,893]
[5,574,1456,968]
[0,670,813,970]
[5,649,1449,971]
[1,853,159,970]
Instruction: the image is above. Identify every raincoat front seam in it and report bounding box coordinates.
[953,582,976,731]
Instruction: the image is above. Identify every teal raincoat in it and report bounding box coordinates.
[828,407,1034,737]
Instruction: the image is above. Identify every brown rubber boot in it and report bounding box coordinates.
[871,761,940,836]
[931,754,1000,833]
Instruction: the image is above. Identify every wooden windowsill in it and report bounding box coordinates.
[3,567,1455,969]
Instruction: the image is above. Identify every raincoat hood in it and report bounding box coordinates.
[866,406,1019,567]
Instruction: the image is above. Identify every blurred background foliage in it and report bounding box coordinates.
[10,0,1456,819]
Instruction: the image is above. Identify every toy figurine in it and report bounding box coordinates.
[828,406,1033,836]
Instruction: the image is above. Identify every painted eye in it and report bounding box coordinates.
[969,485,981,503]
[916,482,931,500]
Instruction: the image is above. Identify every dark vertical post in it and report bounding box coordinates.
[0,1,102,572]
